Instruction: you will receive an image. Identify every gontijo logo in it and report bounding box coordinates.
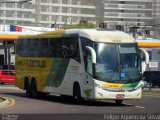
[27,60,46,68]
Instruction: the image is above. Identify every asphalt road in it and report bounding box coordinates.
[0,85,160,120]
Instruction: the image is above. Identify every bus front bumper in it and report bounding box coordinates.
[90,87,142,100]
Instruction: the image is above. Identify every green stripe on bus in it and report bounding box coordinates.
[45,58,70,87]
[123,82,139,88]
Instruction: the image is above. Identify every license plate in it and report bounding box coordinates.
[116,94,125,99]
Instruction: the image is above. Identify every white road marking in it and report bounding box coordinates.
[0,97,15,109]
[143,94,160,97]
[124,103,132,106]
[124,103,145,109]
[134,106,145,109]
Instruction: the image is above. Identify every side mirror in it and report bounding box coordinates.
[139,48,150,74]
[86,46,96,64]
[139,48,149,64]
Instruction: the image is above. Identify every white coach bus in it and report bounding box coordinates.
[16,29,144,105]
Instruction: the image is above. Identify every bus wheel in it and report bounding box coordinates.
[115,100,123,105]
[73,84,82,104]
[31,80,38,98]
[24,79,31,97]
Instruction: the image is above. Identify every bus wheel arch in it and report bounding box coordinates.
[73,82,83,104]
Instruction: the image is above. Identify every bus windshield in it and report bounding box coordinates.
[94,43,140,83]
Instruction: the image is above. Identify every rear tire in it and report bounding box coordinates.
[24,79,31,97]
[26,84,32,97]
[31,80,38,98]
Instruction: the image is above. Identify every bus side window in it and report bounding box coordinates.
[70,37,81,63]
[24,39,30,57]
[59,37,80,62]
[40,38,48,46]
[61,38,70,58]
[17,39,30,57]
[86,52,93,76]
[29,38,40,57]
[39,38,49,57]
[81,37,93,71]
[16,39,23,56]
[49,38,59,57]
[31,38,39,50]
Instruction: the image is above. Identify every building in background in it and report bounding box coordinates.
[152,0,160,37]
[0,0,159,36]
[103,0,153,29]
[0,24,53,66]
[0,0,34,26]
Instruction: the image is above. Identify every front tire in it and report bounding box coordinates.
[73,84,82,104]
[115,100,123,105]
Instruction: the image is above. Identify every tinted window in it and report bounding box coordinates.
[49,38,59,57]
[16,39,30,56]
[16,37,80,62]
[61,37,80,62]
[81,37,93,72]
[39,38,50,57]
[29,38,40,57]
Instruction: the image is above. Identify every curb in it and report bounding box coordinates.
[0,87,19,90]
[0,97,10,107]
